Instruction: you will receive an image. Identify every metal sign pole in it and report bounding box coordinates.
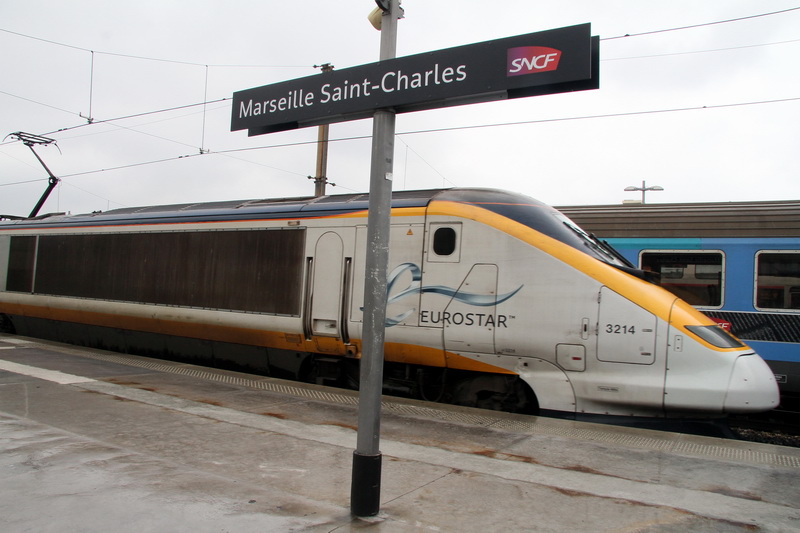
[350,0,399,518]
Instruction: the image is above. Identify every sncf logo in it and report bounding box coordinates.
[507,46,562,76]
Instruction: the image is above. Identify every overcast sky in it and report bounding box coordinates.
[1,1,798,217]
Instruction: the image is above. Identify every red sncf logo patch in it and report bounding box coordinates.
[507,46,562,76]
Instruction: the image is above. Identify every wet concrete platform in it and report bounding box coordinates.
[1,332,799,532]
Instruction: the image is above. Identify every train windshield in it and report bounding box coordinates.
[434,189,636,269]
[556,213,633,267]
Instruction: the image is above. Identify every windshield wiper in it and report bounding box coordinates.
[590,233,635,268]
[562,221,619,262]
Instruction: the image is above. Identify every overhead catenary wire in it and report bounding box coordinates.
[396,96,800,137]
[395,136,457,188]
[0,4,797,146]
[4,95,795,187]
[1,28,795,141]
[0,97,231,147]
[1,6,799,202]
[600,6,800,41]
[83,51,95,123]
[0,30,795,150]
[603,37,800,62]
[0,89,77,118]
[200,66,209,154]
[0,27,311,69]
[2,5,798,67]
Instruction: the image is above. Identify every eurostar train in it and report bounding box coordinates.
[0,188,779,418]
[558,199,800,403]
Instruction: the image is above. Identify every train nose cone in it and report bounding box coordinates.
[723,354,780,413]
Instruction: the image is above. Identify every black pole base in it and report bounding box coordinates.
[350,451,382,517]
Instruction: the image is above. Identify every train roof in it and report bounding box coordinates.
[556,200,800,238]
[0,187,634,268]
[0,188,550,228]
[0,189,445,227]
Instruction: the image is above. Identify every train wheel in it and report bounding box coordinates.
[450,374,538,414]
[416,367,447,402]
[0,314,14,334]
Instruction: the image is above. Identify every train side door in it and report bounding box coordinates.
[305,230,354,348]
[597,287,657,365]
[420,222,499,354]
[443,264,499,354]
[595,286,666,411]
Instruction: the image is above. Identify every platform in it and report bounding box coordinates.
[1,333,799,532]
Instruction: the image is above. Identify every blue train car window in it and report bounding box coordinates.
[756,251,800,310]
[640,251,724,308]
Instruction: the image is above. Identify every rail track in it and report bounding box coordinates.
[729,396,800,447]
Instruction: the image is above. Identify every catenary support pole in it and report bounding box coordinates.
[351,0,400,518]
[313,122,330,197]
[312,63,334,197]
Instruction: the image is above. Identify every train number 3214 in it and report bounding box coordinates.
[605,324,636,334]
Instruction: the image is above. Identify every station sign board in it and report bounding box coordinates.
[232,23,598,136]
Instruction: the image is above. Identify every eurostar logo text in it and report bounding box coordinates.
[507,46,562,76]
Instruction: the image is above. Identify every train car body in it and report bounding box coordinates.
[559,200,800,400]
[0,189,779,418]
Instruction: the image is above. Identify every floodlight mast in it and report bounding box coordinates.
[7,132,61,218]
[624,180,664,204]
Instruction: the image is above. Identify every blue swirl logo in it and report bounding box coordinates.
[383,262,522,326]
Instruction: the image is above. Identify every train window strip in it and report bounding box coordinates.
[5,228,305,315]
[755,251,800,312]
[638,250,725,309]
[6,235,37,293]
[0,236,7,291]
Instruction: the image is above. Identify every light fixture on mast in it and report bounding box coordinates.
[624,180,664,204]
